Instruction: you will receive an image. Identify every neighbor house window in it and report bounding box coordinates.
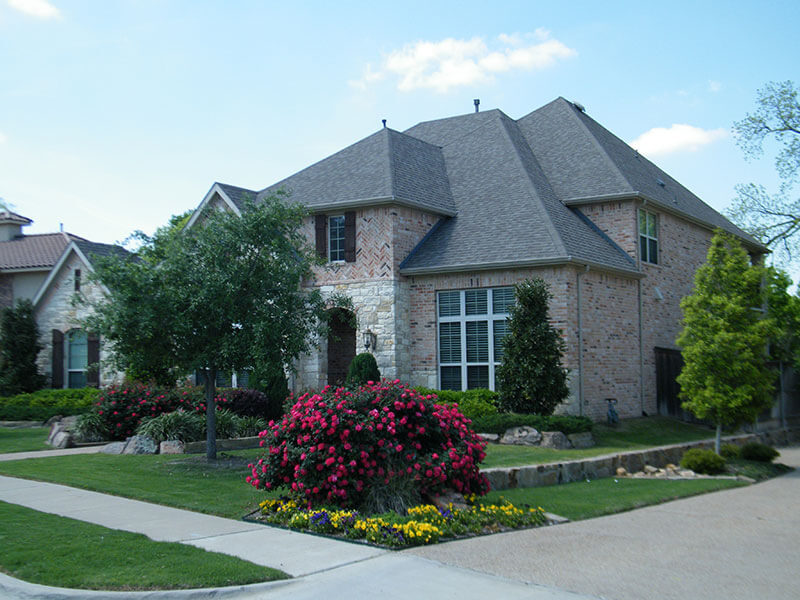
[328,215,346,261]
[66,329,88,389]
[437,287,514,391]
[639,209,658,264]
[74,269,81,292]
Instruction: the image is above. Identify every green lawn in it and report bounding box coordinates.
[482,416,716,468]
[0,500,287,590]
[0,451,277,519]
[482,477,747,521]
[0,427,49,454]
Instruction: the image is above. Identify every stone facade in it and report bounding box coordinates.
[34,251,120,388]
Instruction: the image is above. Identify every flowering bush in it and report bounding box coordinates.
[247,380,490,512]
[255,497,547,548]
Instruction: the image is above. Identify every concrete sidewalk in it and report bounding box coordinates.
[0,474,597,599]
[0,445,103,462]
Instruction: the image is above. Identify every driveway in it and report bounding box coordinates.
[408,447,800,600]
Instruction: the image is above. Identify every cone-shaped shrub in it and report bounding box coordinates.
[248,380,490,512]
[346,353,381,387]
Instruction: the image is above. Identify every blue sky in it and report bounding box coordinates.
[1,0,798,251]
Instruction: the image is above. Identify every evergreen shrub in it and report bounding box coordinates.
[0,388,100,421]
[740,441,779,462]
[346,353,381,387]
[680,448,726,474]
[414,388,499,420]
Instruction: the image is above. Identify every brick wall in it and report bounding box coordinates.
[578,200,638,260]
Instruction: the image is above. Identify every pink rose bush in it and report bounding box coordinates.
[248,380,490,512]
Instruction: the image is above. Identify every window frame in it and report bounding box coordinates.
[328,215,346,262]
[639,209,659,265]
[65,329,88,389]
[436,287,513,391]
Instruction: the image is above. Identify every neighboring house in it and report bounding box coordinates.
[0,211,125,389]
[188,97,765,420]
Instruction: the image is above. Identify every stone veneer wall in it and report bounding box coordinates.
[34,252,121,387]
[292,206,437,391]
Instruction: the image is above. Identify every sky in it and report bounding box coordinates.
[1,0,798,254]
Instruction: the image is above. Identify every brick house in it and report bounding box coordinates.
[189,98,765,420]
[0,211,125,388]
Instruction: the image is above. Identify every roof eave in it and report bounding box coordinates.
[400,256,643,279]
[564,192,769,253]
[308,196,457,217]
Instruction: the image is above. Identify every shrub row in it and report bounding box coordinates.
[84,383,281,441]
[413,388,499,420]
[0,388,101,421]
[470,412,593,435]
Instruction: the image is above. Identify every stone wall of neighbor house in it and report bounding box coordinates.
[0,274,12,309]
[406,265,643,421]
[578,200,639,260]
[34,252,120,388]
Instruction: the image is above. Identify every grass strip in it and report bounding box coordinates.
[0,427,49,454]
[0,452,277,519]
[482,477,747,521]
[0,500,287,590]
[481,416,717,468]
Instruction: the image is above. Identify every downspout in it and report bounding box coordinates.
[577,265,588,417]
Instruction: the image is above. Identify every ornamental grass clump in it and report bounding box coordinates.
[248,380,490,513]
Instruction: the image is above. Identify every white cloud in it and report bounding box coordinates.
[629,124,728,157]
[8,0,60,19]
[708,80,722,92]
[351,30,576,94]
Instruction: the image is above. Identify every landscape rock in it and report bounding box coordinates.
[50,430,73,449]
[44,415,63,427]
[478,433,500,443]
[616,467,628,477]
[567,432,595,449]
[100,442,127,455]
[121,435,158,455]
[159,440,185,455]
[644,465,658,474]
[427,489,469,511]
[500,426,542,446]
[540,431,571,450]
[678,469,696,477]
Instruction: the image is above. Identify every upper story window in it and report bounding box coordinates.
[437,287,514,391]
[315,212,356,263]
[639,209,658,265]
[328,215,346,262]
[74,269,81,292]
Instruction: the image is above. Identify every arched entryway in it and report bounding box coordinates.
[327,308,356,386]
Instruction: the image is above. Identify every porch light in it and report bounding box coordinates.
[363,329,376,352]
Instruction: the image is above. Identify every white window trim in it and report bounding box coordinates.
[639,209,658,264]
[328,215,346,262]
[437,288,512,391]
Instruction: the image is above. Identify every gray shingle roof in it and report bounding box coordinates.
[399,110,637,274]
[255,128,456,215]
[74,239,130,263]
[0,211,33,226]
[517,98,763,248]
[216,183,257,211]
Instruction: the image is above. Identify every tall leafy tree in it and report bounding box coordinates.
[496,278,569,415]
[676,231,776,453]
[0,299,46,395]
[89,196,326,458]
[728,81,800,265]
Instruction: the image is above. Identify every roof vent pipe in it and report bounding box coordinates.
[382,119,387,128]
[474,99,480,112]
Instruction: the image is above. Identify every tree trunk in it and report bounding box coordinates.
[715,423,722,455]
[205,368,217,460]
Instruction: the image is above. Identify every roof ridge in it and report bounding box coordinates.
[554,99,633,193]
[495,112,568,257]
[406,109,510,149]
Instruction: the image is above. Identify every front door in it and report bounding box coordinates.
[327,309,356,386]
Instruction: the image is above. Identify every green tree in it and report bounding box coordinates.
[0,299,46,395]
[346,352,381,387]
[728,81,800,265]
[496,279,569,415]
[89,196,326,458]
[676,231,776,453]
